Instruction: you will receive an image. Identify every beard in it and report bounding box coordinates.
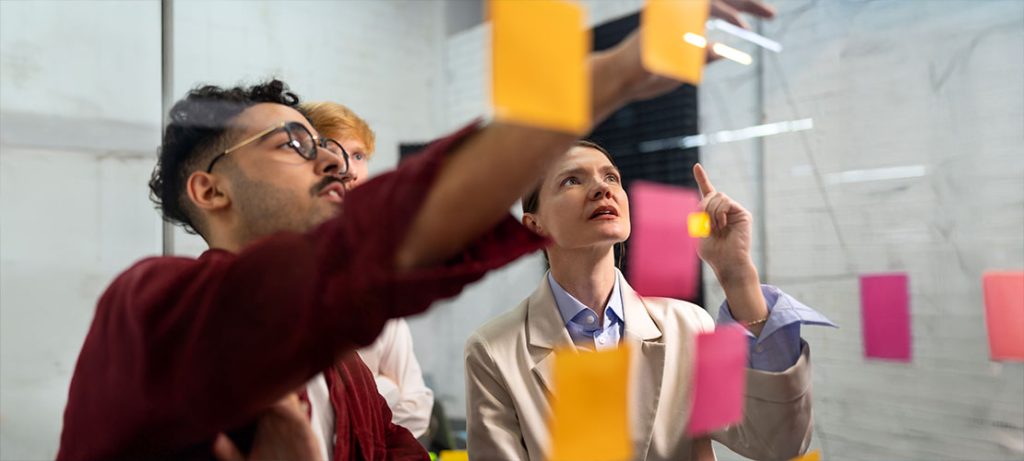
[230,172,338,242]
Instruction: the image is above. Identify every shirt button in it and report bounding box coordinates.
[599,338,607,344]
[756,345,764,353]
[586,316,595,324]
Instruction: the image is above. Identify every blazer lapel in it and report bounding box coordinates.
[526,272,576,395]
[525,270,668,460]
[619,273,666,461]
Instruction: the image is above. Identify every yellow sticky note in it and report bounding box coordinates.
[789,450,822,461]
[641,0,710,84]
[548,346,632,461]
[688,211,710,238]
[438,450,469,461]
[491,0,591,134]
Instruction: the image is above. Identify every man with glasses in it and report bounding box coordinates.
[56,8,773,460]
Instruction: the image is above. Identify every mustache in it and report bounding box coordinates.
[310,175,347,197]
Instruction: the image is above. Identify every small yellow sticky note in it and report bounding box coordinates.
[491,0,591,134]
[789,449,822,461]
[641,0,710,84]
[438,450,469,461]
[688,211,710,238]
[548,346,632,461]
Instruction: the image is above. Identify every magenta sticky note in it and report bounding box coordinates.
[627,181,701,300]
[983,271,1024,361]
[860,273,911,361]
[686,324,748,436]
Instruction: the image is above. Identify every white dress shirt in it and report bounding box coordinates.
[357,318,434,437]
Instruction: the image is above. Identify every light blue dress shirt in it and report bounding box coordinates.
[717,284,837,371]
[547,272,836,371]
[548,273,625,351]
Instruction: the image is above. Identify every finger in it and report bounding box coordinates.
[275,392,302,409]
[212,433,245,461]
[710,1,750,30]
[725,0,776,19]
[711,194,731,234]
[712,195,725,233]
[703,192,723,232]
[693,163,716,198]
[270,393,309,420]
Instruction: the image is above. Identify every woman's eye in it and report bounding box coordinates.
[606,174,620,183]
[561,177,580,186]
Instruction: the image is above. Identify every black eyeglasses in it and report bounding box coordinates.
[205,121,350,174]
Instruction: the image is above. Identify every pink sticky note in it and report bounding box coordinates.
[860,273,911,361]
[628,181,701,300]
[687,324,748,436]
[983,271,1024,361]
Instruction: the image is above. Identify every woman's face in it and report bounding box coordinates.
[527,146,630,250]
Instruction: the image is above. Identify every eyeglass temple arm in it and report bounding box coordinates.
[222,123,286,155]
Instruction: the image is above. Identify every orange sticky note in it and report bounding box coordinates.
[789,450,822,461]
[548,346,632,461]
[438,450,469,461]
[641,0,710,84]
[687,211,710,238]
[983,271,1024,361]
[491,0,591,134]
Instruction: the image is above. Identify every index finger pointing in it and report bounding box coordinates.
[693,163,716,198]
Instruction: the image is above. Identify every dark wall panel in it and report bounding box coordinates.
[588,12,704,306]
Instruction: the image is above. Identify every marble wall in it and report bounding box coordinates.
[0,3,163,459]
[699,1,1024,459]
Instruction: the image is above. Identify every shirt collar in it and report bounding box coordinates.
[547,271,625,331]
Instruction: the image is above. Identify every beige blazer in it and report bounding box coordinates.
[465,272,813,461]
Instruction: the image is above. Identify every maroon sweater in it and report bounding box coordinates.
[56,123,546,461]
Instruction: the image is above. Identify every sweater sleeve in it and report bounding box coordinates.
[57,122,547,461]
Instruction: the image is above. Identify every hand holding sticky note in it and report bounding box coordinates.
[688,211,710,238]
[491,0,590,134]
[641,0,711,84]
[687,324,749,435]
[549,346,632,461]
[983,271,1024,361]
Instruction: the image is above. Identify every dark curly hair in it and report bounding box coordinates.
[148,79,303,237]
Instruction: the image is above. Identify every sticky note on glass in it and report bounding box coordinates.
[641,0,710,84]
[789,450,822,461]
[491,0,591,134]
[983,271,1024,361]
[549,346,632,461]
[687,211,710,238]
[860,273,912,361]
[628,181,701,300]
[687,324,748,436]
[438,451,469,461]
